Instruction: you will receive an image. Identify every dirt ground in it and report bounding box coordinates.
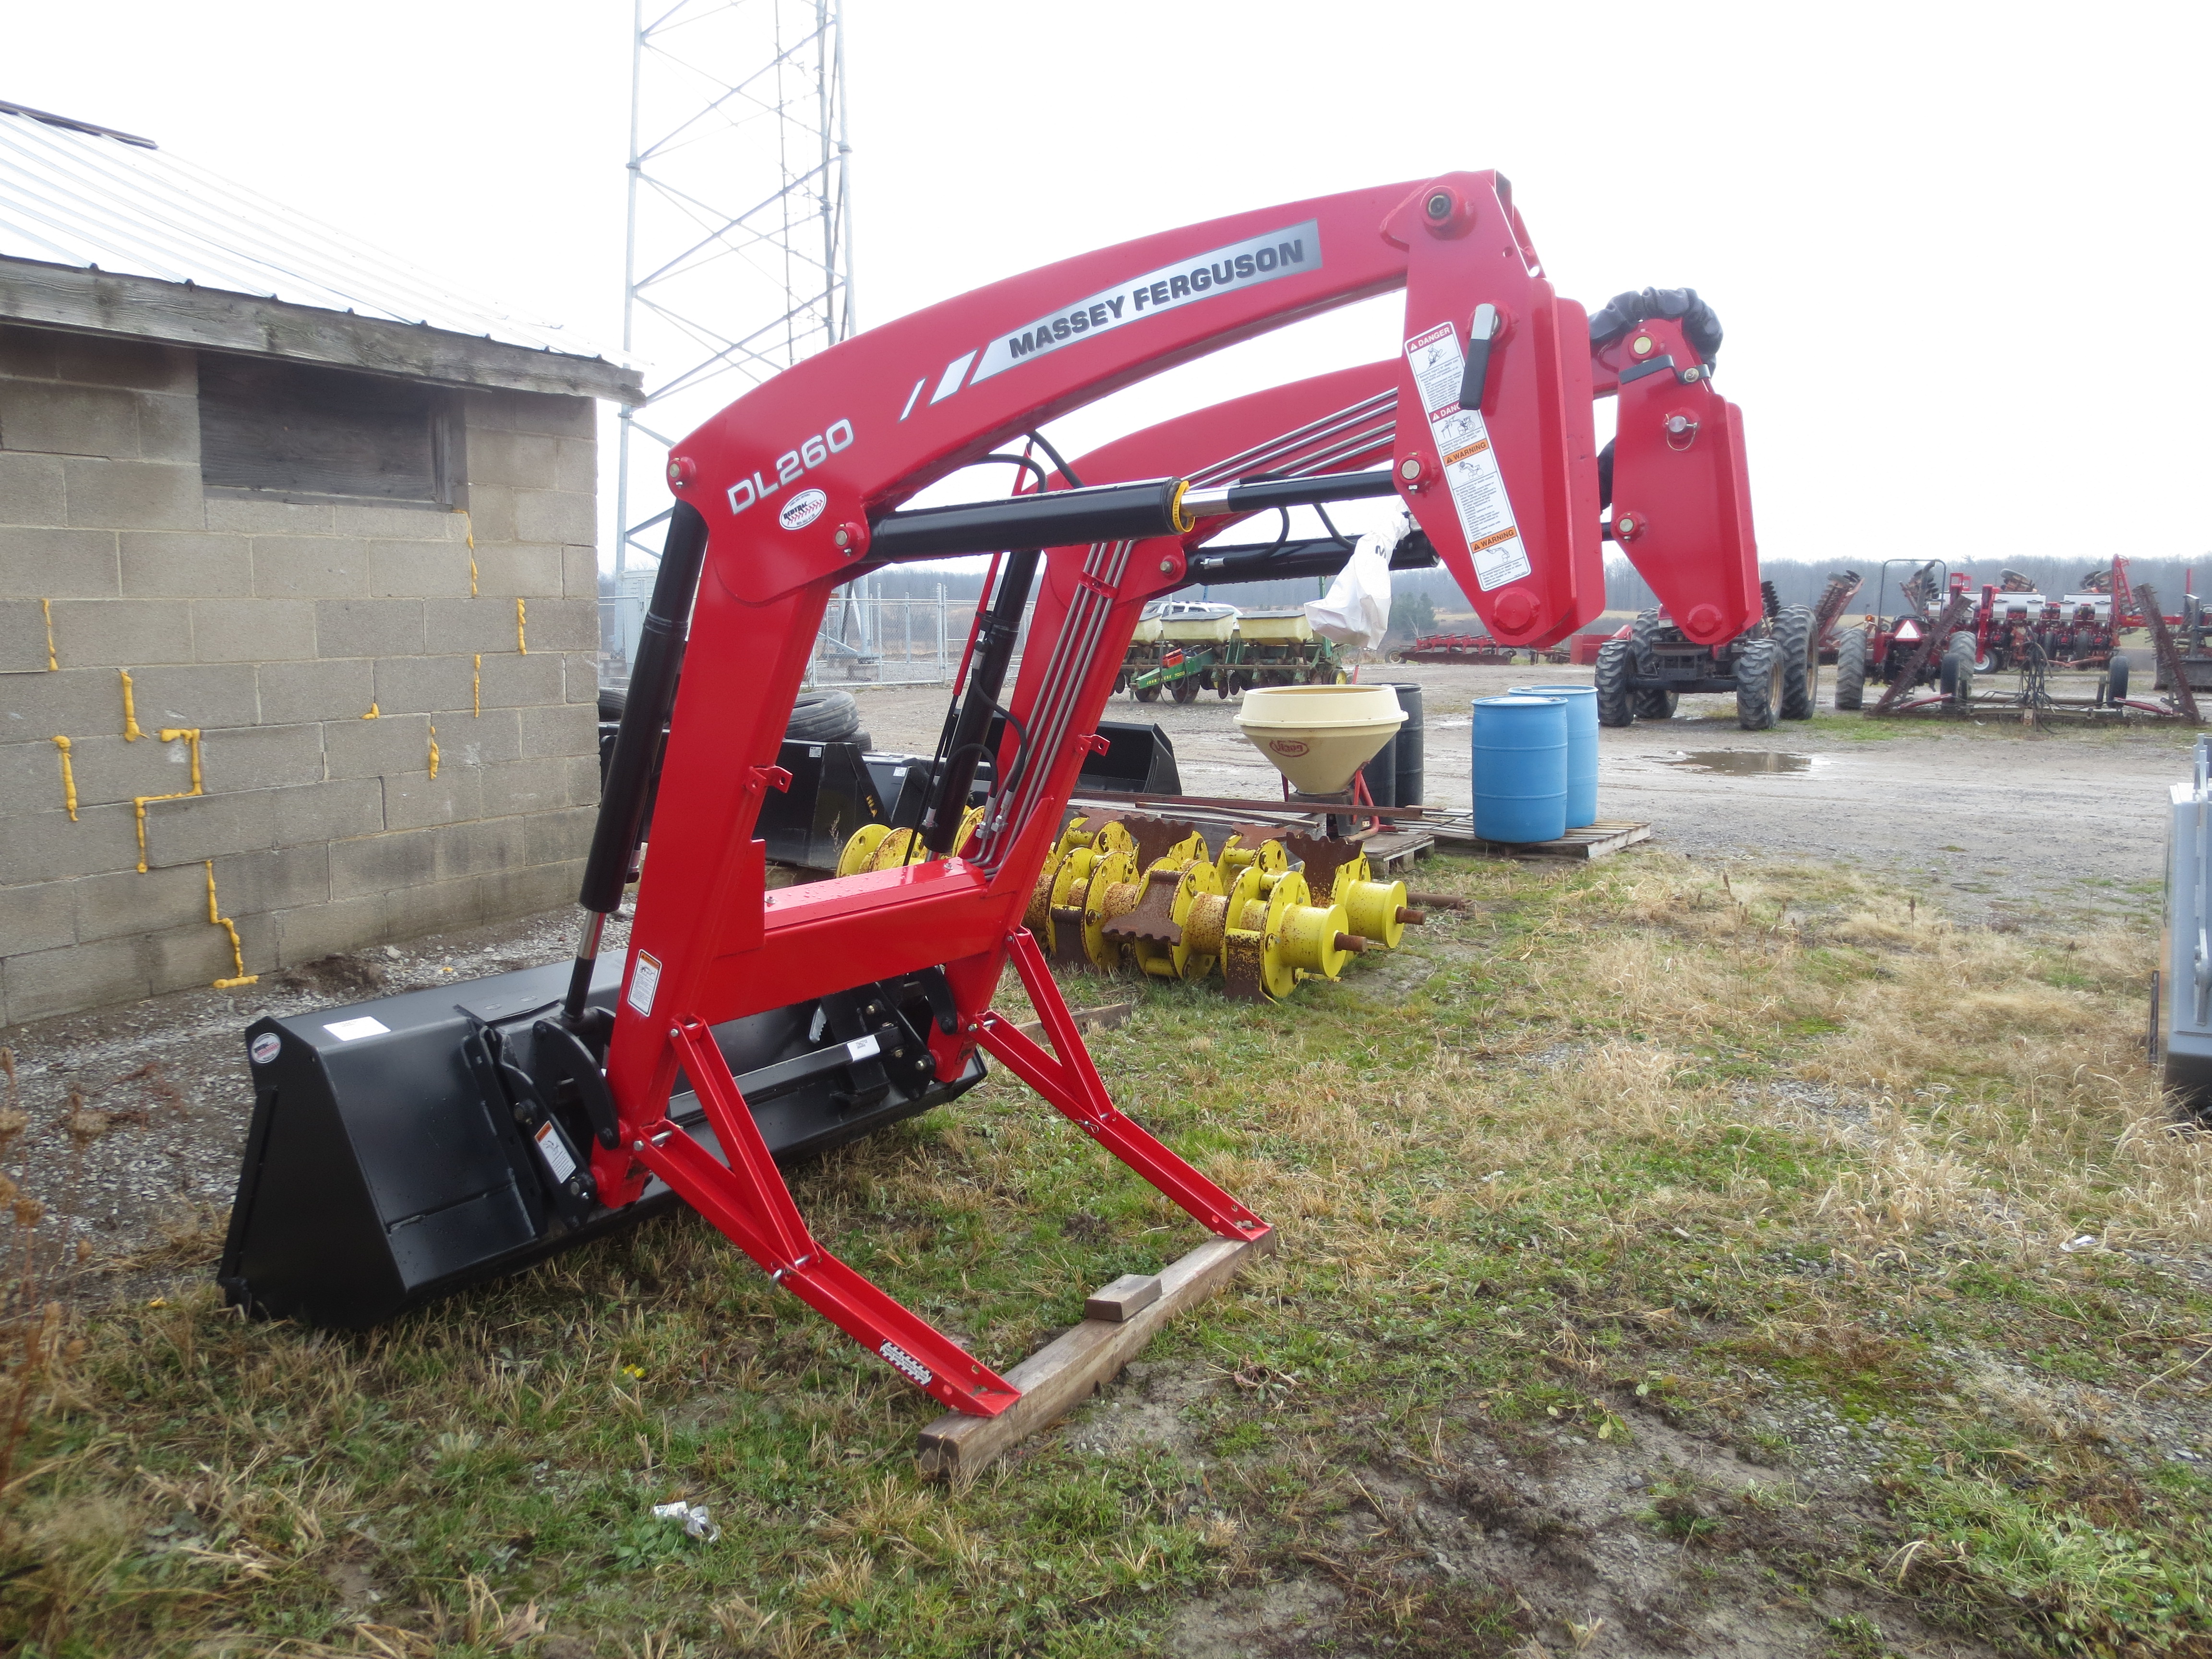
[4,665,2204,1658]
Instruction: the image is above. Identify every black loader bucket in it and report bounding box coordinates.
[218,957,984,1328]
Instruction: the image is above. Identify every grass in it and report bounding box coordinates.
[6,852,2212,1656]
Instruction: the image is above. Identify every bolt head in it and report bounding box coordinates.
[1159,558,1174,574]
[1399,457,1422,481]
[1425,191,1453,219]
[1631,335,1653,357]
[1617,515,1638,538]
[666,456,695,486]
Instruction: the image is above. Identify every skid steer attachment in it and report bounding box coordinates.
[221,171,1759,1424]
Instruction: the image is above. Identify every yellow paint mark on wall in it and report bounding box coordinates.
[473,654,482,717]
[457,507,478,595]
[119,669,143,741]
[427,725,440,780]
[516,598,528,655]
[204,862,257,988]
[51,735,76,820]
[41,599,56,671]
[133,727,204,873]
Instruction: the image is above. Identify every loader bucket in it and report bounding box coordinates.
[218,956,984,1329]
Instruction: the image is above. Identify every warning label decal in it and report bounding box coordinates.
[626,950,662,1018]
[1404,322,1532,593]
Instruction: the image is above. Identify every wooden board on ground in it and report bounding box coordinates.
[1011,1000,1136,1044]
[916,1231,1277,1480]
[1425,817,1651,861]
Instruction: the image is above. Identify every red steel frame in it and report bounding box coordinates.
[593,173,1760,1414]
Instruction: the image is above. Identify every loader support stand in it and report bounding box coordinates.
[974,931,1272,1245]
[637,1018,1022,1417]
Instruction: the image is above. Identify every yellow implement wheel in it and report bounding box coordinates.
[1081,848,1144,972]
[837,822,893,876]
[1274,872,1356,984]
[1216,831,1286,885]
[1341,872,1411,950]
[1128,855,1224,980]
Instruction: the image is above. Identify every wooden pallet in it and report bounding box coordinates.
[1426,817,1651,860]
[916,1231,1276,1479]
[1361,828,1436,875]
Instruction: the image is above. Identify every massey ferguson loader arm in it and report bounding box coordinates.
[222,173,1758,1418]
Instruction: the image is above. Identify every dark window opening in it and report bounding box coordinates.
[199,356,455,505]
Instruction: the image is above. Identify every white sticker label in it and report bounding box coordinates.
[324,1016,389,1042]
[1404,321,1531,593]
[779,487,828,530]
[533,1120,577,1183]
[967,219,1322,388]
[626,950,662,1017]
[846,1033,881,1063]
[249,1032,282,1065]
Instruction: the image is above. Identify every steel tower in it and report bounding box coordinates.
[612,0,854,655]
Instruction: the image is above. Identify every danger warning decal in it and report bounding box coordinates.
[965,220,1322,389]
[1404,322,1531,593]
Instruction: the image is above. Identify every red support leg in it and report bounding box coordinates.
[974,931,1271,1244]
[635,1016,1021,1417]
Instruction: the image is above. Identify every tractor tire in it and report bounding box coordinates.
[1171,677,1201,704]
[1595,639,1635,727]
[1832,626,1868,710]
[1735,638,1779,730]
[1952,662,1973,709]
[786,688,863,743]
[2108,652,2131,705]
[1634,688,1679,719]
[1631,608,1662,676]
[597,685,627,722]
[1777,605,1816,720]
[1940,635,1973,699]
[1135,682,1161,703]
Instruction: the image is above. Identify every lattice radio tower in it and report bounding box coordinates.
[613,0,854,643]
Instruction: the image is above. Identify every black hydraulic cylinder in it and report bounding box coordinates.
[1183,530,1440,587]
[922,549,1038,854]
[866,467,1403,563]
[869,480,1187,561]
[564,503,709,1021]
[1177,468,1398,518]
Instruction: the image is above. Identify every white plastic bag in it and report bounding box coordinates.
[1303,510,1406,652]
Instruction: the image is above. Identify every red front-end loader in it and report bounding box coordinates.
[219,174,1763,1420]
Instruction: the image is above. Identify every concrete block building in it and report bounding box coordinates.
[0,101,640,1025]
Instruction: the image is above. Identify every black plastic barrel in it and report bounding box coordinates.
[1385,682,1425,805]
[1357,727,1397,807]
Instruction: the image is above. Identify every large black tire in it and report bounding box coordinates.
[1777,605,1816,720]
[1832,626,1868,710]
[1634,687,1679,719]
[1631,608,1662,676]
[787,688,862,742]
[1939,635,1973,700]
[1171,677,1201,704]
[1595,639,1635,727]
[1735,638,1778,730]
[2108,652,2131,705]
[597,685,627,722]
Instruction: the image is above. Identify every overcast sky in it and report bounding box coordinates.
[11,0,2208,581]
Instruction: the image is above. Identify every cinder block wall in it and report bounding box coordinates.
[0,324,602,1026]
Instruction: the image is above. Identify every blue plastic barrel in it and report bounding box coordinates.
[1472,696,1568,843]
[1511,684,1598,828]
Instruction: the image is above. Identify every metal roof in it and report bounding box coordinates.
[0,100,617,364]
